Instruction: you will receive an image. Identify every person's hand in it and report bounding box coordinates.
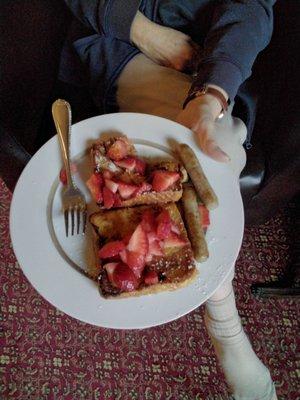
[176,91,230,162]
[130,11,196,71]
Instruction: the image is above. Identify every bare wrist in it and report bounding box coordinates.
[130,11,152,48]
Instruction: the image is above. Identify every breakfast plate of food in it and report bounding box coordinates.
[10,112,244,329]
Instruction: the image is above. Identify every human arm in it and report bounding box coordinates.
[177,0,275,162]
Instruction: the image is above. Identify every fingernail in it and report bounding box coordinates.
[216,145,231,162]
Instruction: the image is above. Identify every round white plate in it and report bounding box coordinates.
[10,113,244,329]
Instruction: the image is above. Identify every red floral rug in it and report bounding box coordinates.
[0,178,299,400]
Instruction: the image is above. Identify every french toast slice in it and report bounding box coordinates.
[86,136,186,209]
[89,203,197,298]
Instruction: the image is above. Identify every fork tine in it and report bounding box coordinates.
[71,208,75,236]
[76,207,80,234]
[64,209,69,237]
[82,208,87,234]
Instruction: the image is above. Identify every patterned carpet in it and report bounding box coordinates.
[0,177,299,400]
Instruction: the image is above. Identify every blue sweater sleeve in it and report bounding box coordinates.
[64,0,141,42]
[192,0,276,101]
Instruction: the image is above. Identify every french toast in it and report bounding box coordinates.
[89,203,197,298]
[86,136,187,209]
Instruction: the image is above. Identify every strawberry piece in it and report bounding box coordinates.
[118,182,138,199]
[133,157,146,174]
[113,193,122,207]
[113,263,139,291]
[104,262,119,286]
[99,240,125,259]
[104,178,119,193]
[126,251,145,278]
[156,210,172,239]
[86,172,103,203]
[147,231,159,244]
[122,234,132,245]
[149,240,163,256]
[103,187,115,209]
[162,232,187,249]
[103,170,113,179]
[198,204,210,228]
[145,253,153,263]
[141,209,156,233]
[135,182,152,196]
[127,224,148,256]
[59,163,77,185]
[144,270,159,285]
[107,139,128,161]
[170,222,181,235]
[152,170,180,192]
[114,157,136,171]
[119,249,128,264]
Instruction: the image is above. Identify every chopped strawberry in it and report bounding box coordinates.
[198,204,210,228]
[126,251,145,278]
[113,193,122,207]
[86,172,103,203]
[162,232,187,249]
[144,270,159,285]
[99,240,125,259]
[119,249,128,264]
[133,157,146,175]
[107,139,128,161]
[156,210,172,239]
[122,234,132,245]
[104,262,119,286]
[127,224,148,256]
[103,170,113,179]
[59,163,77,185]
[104,178,119,193]
[113,263,139,291]
[103,187,115,209]
[118,182,138,199]
[148,240,163,257]
[152,170,180,192]
[135,182,152,196]
[141,209,156,233]
[114,157,136,171]
[171,222,181,235]
[145,253,153,263]
[147,231,159,244]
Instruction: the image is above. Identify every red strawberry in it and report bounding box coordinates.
[104,178,119,193]
[152,170,180,192]
[86,173,103,203]
[162,232,187,249]
[171,222,181,235]
[103,187,115,209]
[141,209,156,233]
[147,231,159,244]
[144,270,159,285]
[156,210,172,239]
[135,182,152,196]
[126,251,145,278]
[104,262,119,286]
[114,157,136,171]
[103,170,113,179]
[122,234,132,245]
[118,182,138,199]
[127,224,148,256]
[148,240,163,256]
[119,249,128,264]
[59,163,78,185]
[113,193,122,207]
[198,204,210,228]
[133,157,146,174]
[99,240,125,259]
[107,140,128,161]
[113,263,139,291]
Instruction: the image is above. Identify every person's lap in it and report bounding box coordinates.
[116,53,247,177]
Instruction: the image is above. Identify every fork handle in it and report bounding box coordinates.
[52,99,73,186]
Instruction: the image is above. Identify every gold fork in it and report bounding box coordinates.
[52,99,87,236]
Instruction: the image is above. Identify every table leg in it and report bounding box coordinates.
[205,277,277,400]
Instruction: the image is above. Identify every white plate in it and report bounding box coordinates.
[10,113,244,329]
